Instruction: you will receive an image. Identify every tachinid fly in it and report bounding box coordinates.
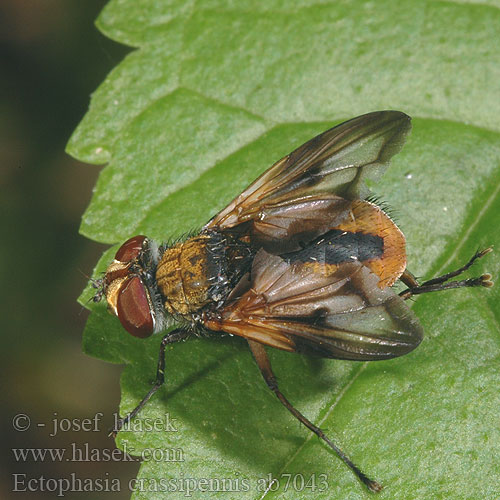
[93,111,493,492]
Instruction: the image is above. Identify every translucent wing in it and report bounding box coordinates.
[204,111,411,253]
[205,250,423,360]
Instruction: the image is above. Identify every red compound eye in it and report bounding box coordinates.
[116,276,154,338]
[115,235,147,263]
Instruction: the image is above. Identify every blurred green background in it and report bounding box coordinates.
[1,2,138,498]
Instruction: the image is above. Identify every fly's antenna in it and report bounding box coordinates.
[78,268,105,303]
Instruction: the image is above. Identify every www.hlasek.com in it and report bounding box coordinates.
[13,473,329,497]
[12,442,184,463]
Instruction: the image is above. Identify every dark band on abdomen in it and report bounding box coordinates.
[283,229,384,265]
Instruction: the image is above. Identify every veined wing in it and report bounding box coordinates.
[205,250,423,360]
[204,111,411,252]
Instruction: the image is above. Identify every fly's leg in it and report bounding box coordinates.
[247,339,383,493]
[399,248,493,300]
[109,328,190,436]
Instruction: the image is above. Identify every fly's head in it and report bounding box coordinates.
[93,235,168,338]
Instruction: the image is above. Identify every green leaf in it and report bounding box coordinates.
[70,1,500,498]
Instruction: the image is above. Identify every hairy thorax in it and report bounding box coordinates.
[155,232,253,319]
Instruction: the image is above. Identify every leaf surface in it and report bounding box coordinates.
[71,1,500,498]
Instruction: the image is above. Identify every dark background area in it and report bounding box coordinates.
[1,2,140,498]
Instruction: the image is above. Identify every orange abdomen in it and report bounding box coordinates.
[333,200,406,287]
